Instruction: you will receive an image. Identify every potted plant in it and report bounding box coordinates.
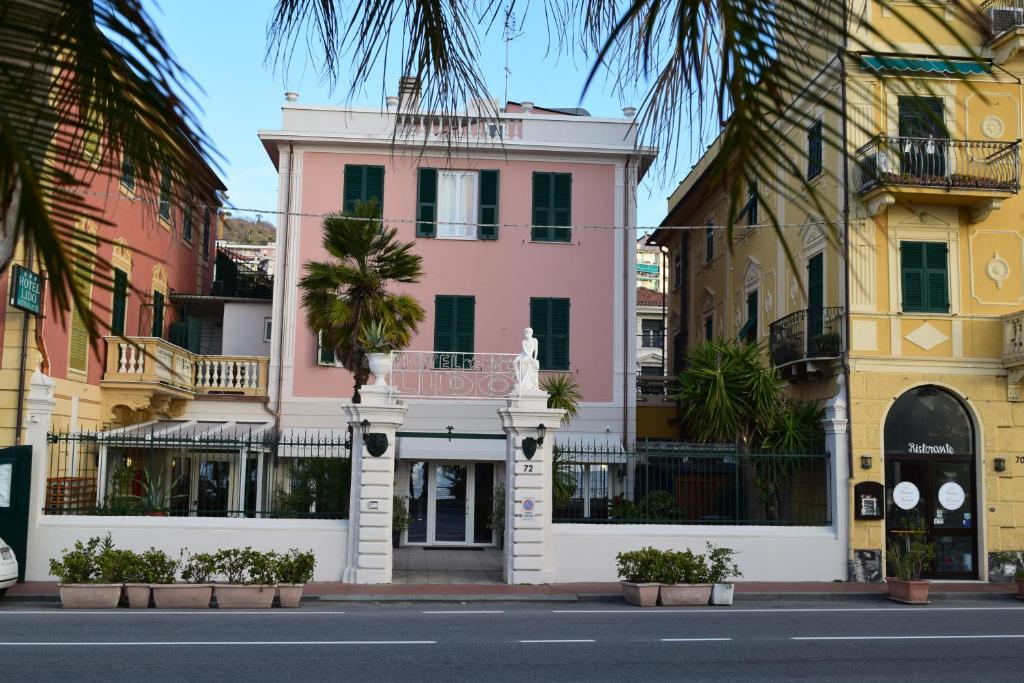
[490,484,506,548]
[886,531,935,605]
[138,467,185,516]
[392,496,411,548]
[360,320,396,386]
[616,546,665,607]
[705,543,742,606]
[49,535,122,609]
[100,548,151,608]
[275,549,316,608]
[658,548,713,606]
[1016,567,1024,600]
[152,550,214,608]
[213,548,276,609]
[133,548,178,609]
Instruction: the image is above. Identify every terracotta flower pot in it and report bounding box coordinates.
[151,584,213,609]
[59,584,122,609]
[886,577,930,604]
[124,583,151,608]
[1016,578,1024,599]
[659,584,713,606]
[214,584,276,609]
[621,581,660,607]
[278,584,305,608]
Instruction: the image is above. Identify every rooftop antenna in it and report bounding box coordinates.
[503,4,523,110]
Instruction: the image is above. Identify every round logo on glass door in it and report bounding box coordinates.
[892,481,921,510]
[938,482,966,511]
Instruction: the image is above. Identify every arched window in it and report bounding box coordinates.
[884,385,973,456]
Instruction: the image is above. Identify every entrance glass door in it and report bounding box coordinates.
[434,464,468,543]
[403,461,495,546]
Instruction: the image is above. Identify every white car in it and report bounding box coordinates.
[0,536,18,596]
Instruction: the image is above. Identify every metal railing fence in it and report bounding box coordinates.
[855,136,1020,194]
[769,307,845,367]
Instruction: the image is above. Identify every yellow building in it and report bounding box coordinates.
[653,2,1024,581]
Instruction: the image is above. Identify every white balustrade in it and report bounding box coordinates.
[1005,311,1024,366]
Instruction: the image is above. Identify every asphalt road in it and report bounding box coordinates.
[2,600,1024,681]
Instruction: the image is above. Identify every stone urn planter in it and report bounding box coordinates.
[367,352,393,386]
[277,584,305,608]
[886,578,930,605]
[59,584,122,609]
[214,584,276,609]
[621,581,660,607]
[710,582,735,606]
[124,583,152,608]
[659,583,713,606]
[151,584,213,609]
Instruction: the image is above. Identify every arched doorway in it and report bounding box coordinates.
[884,385,978,579]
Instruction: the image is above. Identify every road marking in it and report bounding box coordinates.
[0,640,435,646]
[519,639,595,644]
[552,606,1024,614]
[421,610,504,614]
[661,638,733,642]
[793,634,1024,641]
[0,610,346,616]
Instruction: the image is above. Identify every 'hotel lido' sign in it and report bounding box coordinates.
[9,264,42,316]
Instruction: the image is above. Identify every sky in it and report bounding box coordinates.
[142,0,696,232]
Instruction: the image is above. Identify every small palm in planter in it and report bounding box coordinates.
[392,496,411,548]
[616,546,665,607]
[50,535,123,609]
[659,548,713,606]
[276,549,316,608]
[886,532,935,605]
[152,550,214,609]
[706,543,742,606]
[360,321,397,387]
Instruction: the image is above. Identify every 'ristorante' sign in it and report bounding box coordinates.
[907,442,955,455]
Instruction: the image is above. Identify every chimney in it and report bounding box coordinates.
[622,106,637,118]
[398,76,421,110]
[284,91,299,103]
[521,100,534,113]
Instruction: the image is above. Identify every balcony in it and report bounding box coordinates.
[984,1,1024,63]
[213,247,273,299]
[636,374,673,403]
[1004,310,1024,401]
[769,308,845,383]
[101,336,269,422]
[855,136,1020,220]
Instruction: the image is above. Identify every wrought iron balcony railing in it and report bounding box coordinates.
[983,1,1024,37]
[769,308,845,368]
[855,135,1020,194]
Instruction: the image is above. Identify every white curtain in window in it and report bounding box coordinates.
[437,171,478,238]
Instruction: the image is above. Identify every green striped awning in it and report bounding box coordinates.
[860,56,989,76]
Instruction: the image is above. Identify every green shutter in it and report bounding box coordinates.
[158,166,172,221]
[745,290,758,343]
[745,182,758,225]
[705,224,715,262]
[417,168,437,238]
[807,120,823,179]
[807,253,824,338]
[111,269,128,336]
[530,298,570,370]
[924,242,949,313]
[152,291,164,338]
[531,173,551,241]
[121,156,136,192]
[365,166,384,214]
[434,295,474,367]
[343,165,364,213]
[318,333,336,365]
[434,295,454,352]
[478,170,499,240]
[201,208,211,258]
[900,242,925,312]
[552,173,572,242]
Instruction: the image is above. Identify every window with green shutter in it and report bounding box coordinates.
[182,195,194,242]
[152,291,165,338]
[158,166,172,222]
[531,173,571,243]
[900,241,949,313]
[201,207,211,258]
[68,237,96,373]
[738,290,758,343]
[705,222,715,262]
[434,295,475,368]
[530,297,570,370]
[743,182,758,226]
[478,170,499,240]
[417,167,437,238]
[807,120,823,180]
[111,269,128,336]
[121,156,136,193]
[317,331,338,366]
[342,165,385,215]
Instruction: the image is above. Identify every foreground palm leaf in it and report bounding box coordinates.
[299,201,425,402]
[268,0,985,250]
[0,0,219,330]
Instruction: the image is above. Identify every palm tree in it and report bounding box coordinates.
[267,1,985,252]
[299,200,425,402]
[1,0,220,331]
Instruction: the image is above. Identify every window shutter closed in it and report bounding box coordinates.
[478,170,499,240]
[530,297,570,370]
[807,120,823,179]
[925,242,949,313]
[364,166,384,213]
[807,253,824,337]
[417,168,437,238]
[552,174,572,242]
[111,269,128,336]
[152,291,165,338]
[434,295,474,367]
[343,165,364,213]
[900,242,925,312]
[531,173,572,242]
[531,173,551,241]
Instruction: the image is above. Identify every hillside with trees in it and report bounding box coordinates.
[220,215,276,244]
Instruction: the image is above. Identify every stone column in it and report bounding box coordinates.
[823,373,851,580]
[342,384,407,584]
[498,389,564,585]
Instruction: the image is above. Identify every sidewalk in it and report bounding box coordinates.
[5,580,1019,603]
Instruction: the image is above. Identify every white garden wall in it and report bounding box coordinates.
[27,516,348,582]
[551,524,846,582]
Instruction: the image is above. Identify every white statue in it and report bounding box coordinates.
[514,327,540,393]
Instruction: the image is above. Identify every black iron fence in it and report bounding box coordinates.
[45,429,351,519]
[213,248,273,299]
[552,442,831,526]
[855,136,1020,194]
[769,307,845,367]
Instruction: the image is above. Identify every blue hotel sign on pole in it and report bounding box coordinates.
[9,265,43,316]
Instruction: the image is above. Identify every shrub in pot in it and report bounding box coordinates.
[133,548,179,609]
[50,535,122,609]
[886,532,934,605]
[705,543,742,606]
[1016,568,1024,600]
[276,549,316,608]
[152,550,213,609]
[392,496,411,549]
[98,547,148,608]
[616,546,665,607]
[658,548,712,606]
[213,548,276,609]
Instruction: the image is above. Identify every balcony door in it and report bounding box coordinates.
[807,253,824,354]
[898,96,947,179]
